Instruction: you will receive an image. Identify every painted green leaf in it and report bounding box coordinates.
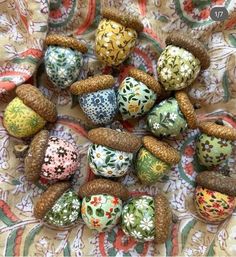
[181,219,197,250]
[96,208,104,217]
[23,225,42,256]
[87,205,93,215]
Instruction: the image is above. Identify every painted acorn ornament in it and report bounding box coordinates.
[121,194,171,243]
[44,35,87,89]
[147,91,197,137]
[196,121,236,167]
[70,75,117,125]
[34,182,81,228]
[21,130,79,183]
[3,84,57,138]
[157,32,210,91]
[79,179,129,232]
[118,68,167,120]
[136,136,180,185]
[194,171,236,223]
[87,127,141,178]
[95,7,143,66]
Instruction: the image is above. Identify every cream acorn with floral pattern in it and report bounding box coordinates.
[157,32,210,90]
[147,91,197,137]
[87,127,141,178]
[79,179,129,232]
[196,121,236,167]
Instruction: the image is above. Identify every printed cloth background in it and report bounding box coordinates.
[0,0,236,256]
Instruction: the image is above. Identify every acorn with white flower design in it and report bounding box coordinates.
[157,32,210,90]
[121,194,172,242]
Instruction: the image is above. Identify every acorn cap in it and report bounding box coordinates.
[45,35,88,54]
[88,127,142,153]
[102,7,143,32]
[78,179,129,201]
[198,121,236,141]
[154,194,172,243]
[196,171,236,197]
[24,130,49,182]
[142,136,180,165]
[34,182,71,219]
[175,91,197,129]
[16,84,57,123]
[70,75,115,95]
[165,32,210,70]
[128,68,163,96]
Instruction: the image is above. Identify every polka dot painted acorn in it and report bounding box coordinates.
[95,7,143,66]
[118,68,167,120]
[147,91,197,137]
[194,171,236,223]
[34,182,81,228]
[44,35,87,89]
[121,194,172,243]
[79,179,129,232]
[136,136,180,185]
[3,84,57,138]
[196,121,236,167]
[157,32,210,91]
[87,127,141,178]
[70,75,117,125]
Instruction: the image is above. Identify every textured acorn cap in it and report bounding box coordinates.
[142,136,180,165]
[196,171,236,197]
[154,194,172,243]
[34,182,71,219]
[70,75,115,95]
[198,121,236,141]
[102,7,143,32]
[175,91,197,129]
[45,34,87,53]
[165,32,210,69]
[128,68,163,95]
[16,84,57,123]
[88,127,142,153]
[24,130,49,182]
[78,179,129,201]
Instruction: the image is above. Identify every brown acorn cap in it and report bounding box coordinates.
[34,182,71,219]
[70,75,115,95]
[196,171,236,197]
[198,121,236,141]
[88,127,142,153]
[16,84,57,123]
[102,7,143,32]
[175,91,197,129]
[142,136,180,165]
[154,194,172,243]
[24,130,49,182]
[128,68,163,95]
[165,32,210,70]
[45,35,87,54]
[78,179,129,201]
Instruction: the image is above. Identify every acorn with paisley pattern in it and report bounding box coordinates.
[121,194,172,242]
[194,171,236,223]
[87,127,141,178]
[136,136,180,185]
[147,91,197,138]
[3,84,57,138]
[44,35,87,89]
[34,182,81,228]
[95,7,143,66]
[196,121,236,167]
[79,179,129,232]
[157,32,210,91]
[70,75,117,125]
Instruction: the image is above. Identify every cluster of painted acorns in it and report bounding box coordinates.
[3,7,236,243]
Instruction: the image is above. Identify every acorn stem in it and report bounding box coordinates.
[13,144,29,158]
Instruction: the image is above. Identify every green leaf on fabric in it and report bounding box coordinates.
[181,219,197,250]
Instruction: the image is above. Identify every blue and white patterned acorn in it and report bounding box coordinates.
[70,75,117,125]
[44,35,88,89]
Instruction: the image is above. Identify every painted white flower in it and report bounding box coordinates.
[180,64,191,76]
[182,50,194,61]
[67,55,77,66]
[123,213,135,226]
[170,113,177,120]
[135,198,149,209]
[153,123,160,129]
[131,230,143,239]
[160,67,172,80]
[52,203,62,212]
[48,51,58,63]
[69,210,79,221]
[145,235,155,241]
[158,57,164,66]
[90,145,106,162]
[140,217,154,231]
[168,46,180,56]
[72,199,81,209]
[58,67,68,78]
